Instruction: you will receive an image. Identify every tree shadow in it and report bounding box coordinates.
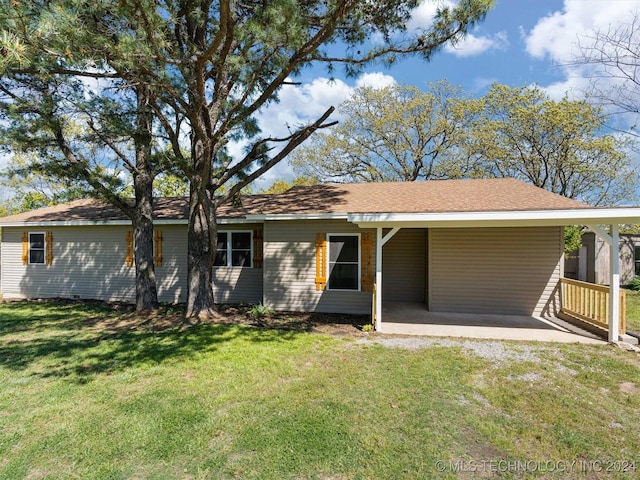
[0,301,311,384]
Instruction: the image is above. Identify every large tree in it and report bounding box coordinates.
[463,84,636,206]
[0,3,164,312]
[291,82,475,182]
[2,0,494,318]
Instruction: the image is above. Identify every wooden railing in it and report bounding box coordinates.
[560,278,626,334]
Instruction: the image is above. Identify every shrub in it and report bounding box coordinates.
[250,302,273,319]
[626,277,640,291]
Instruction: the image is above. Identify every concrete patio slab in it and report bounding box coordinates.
[380,302,605,344]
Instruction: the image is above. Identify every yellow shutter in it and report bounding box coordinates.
[315,233,327,291]
[253,229,263,268]
[45,231,53,266]
[125,230,134,267]
[21,232,28,265]
[154,230,163,267]
[361,232,373,292]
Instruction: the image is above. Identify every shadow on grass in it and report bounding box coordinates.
[0,301,308,383]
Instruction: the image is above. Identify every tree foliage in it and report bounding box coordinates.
[259,176,318,194]
[0,1,168,311]
[0,154,86,214]
[291,82,635,206]
[464,84,636,206]
[291,82,475,182]
[1,0,494,317]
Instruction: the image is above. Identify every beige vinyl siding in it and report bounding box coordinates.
[155,225,188,303]
[429,227,562,316]
[263,220,374,314]
[1,226,136,301]
[382,228,426,303]
[1,224,263,304]
[212,224,263,304]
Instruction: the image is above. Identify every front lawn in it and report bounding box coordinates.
[1,301,639,479]
[625,289,640,332]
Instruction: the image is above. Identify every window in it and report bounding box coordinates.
[29,232,46,264]
[214,231,252,267]
[328,234,360,290]
[635,247,640,277]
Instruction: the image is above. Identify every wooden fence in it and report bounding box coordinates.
[560,278,626,334]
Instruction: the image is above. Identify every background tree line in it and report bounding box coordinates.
[290,82,638,208]
[0,0,494,315]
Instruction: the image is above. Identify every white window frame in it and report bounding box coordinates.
[214,230,253,268]
[28,231,46,265]
[634,246,640,277]
[326,233,361,291]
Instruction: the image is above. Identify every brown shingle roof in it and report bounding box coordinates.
[0,179,591,224]
[254,178,590,214]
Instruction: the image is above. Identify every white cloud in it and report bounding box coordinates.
[525,0,639,62]
[355,72,397,89]
[234,72,398,189]
[406,0,450,31]
[445,31,509,57]
[524,0,640,104]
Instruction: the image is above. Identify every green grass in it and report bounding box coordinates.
[1,301,640,479]
[625,289,640,332]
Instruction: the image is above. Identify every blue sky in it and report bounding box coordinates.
[252,0,640,187]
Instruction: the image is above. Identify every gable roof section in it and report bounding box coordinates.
[1,178,639,227]
[253,178,590,215]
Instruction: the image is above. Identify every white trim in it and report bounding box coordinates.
[214,230,254,268]
[375,228,383,332]
[349,207,640,228]
[28,231,46,265]
[380,227,400,247]
[586,224,613,246]
[326,233,361,292]
[245,213,349,221]
[609,224,620,342]
[0,218,254,227]
[6,206,640,228]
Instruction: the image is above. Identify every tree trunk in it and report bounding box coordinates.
[132,175,159,313]
[186,180,217,319]
[186,103,218,318]
[131,84,159,313]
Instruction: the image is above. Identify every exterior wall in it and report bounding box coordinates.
[0,224,263,304]
[263,220,374,314]
[212,224,263,304]
[1,226,137,301]
[382,228,426,303]
[429,226,563,316]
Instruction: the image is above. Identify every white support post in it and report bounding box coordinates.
[375,227,383,332]
[609,224,620,343]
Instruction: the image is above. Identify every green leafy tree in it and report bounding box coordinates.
[2,0,494,318]
[0,154,86,213]
[291,82,475,182]
[0,3,165,312]
[259,176,318,194]
[463,84,637,206]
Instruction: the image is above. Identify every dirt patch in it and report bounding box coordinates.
[619,382,640,394]
[16,298,370,337]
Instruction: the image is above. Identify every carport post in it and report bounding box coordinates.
[609,224,620,342]
[375,227,383,332]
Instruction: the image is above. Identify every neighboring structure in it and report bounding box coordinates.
[565,232,640,286]
[2,178,640,341]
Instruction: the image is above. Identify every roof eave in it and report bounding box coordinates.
[0,218,256,227]
[348,208,640,228]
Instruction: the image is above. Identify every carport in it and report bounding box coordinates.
[350,207,640,342]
